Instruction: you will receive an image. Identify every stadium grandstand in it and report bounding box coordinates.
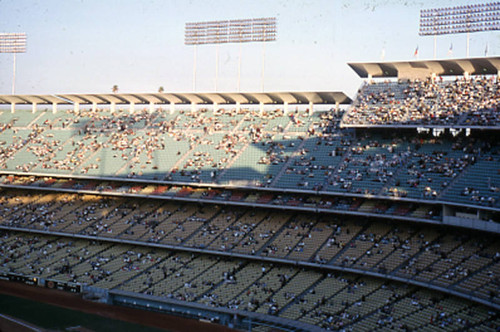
[0,55,499,331]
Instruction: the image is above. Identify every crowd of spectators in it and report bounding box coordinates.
[0,230,497,331]
[0,190,498,307]
[343,75,500,127]
[1,74,500,331]
[0,98,500,206]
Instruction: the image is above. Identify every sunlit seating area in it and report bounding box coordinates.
[343,76,500,127]
[2,105,500,211]
[0,189,498,309]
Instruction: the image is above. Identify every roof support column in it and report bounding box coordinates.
[259,102,264,115]
[10,103,15,114]
[191,102,196,113]
[52,103,57,114]
[74,102,79,113]
[308,102,313,116]
[170,103,175,115]
[335,101,340,113]
[284,102,289,114]
[92,102,97,112]
[129,102,135,113]
[464,71,470,80]
[110,102,116,113]
[213,102,218,112]
[149,102,155,113]
[236,102,240,112]
[32,103,37,114]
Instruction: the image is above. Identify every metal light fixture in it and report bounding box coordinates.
[0,32,27,94]
[185,18,277,92]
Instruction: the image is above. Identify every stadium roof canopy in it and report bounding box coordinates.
[0,95,69,105]
[0,91,351,105]
[348,56,500,79]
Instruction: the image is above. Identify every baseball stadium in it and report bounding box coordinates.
[0,1,499,331]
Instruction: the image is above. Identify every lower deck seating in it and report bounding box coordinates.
[0,189,498,307]
[0,231,497,331]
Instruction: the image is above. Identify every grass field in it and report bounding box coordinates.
[0,293,169,332]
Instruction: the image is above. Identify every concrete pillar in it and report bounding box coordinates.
[478,209,487,221]
[149,102,155,113]
[191,102,196,113]
[170,103,175,115]
[11,103,15,114]
[308,102,314,116]
[52,103,57,114]
[213,102,218,112]
[236,102,240,112]
[464,71,470,80]
[110,102,116,113]
[284,102,289,114]
[92,102,97,112]
[431,72,437,82]
[335,101,340,113]
[442,205,453,218]
[129,102,135,113]
[74,102,79,113]
[259,102,264,115]
[32,103,37,114]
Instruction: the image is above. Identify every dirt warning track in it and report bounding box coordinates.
[0,280,237,332]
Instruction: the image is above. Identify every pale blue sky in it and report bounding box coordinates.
[0,0,498,97]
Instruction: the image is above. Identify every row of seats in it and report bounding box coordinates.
[343,76,500,127]
[0,189,498,306]
[0,175,445,221]
[2,106,499,207]
[0,231,497,331]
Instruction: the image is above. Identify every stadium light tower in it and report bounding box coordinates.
[419,2,500,59]
[0,32,27,94]
[185,17,276,92]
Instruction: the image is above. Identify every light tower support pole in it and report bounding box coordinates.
[261,42,266,92]
[466,32,470,58]
[215,44,219,92]
[238,42,242,92]
[193,45,197,92]
[12,53,16,94]
[433,35,437,59]
[0,33,26,95]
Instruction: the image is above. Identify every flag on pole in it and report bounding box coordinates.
[414,46,419,58]
[447,43,453,57]
[485,43,489,56]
